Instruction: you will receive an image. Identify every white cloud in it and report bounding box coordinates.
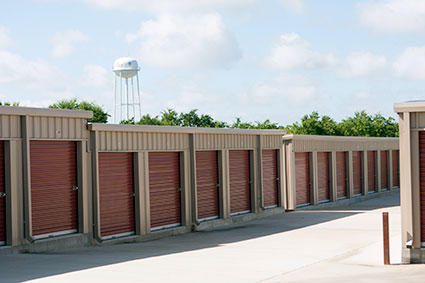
[264,33,335,71]
[358,0,425,33]
[393,46,425,79]
[130,13,242,69]
[82,0,256,14]
[244,75,316,105]
[0,26,12,49]
[337,52,388,78]
[83,64,110,88]
[279,0,305,14]
[51,29,87,58]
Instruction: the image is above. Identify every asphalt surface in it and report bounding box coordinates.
[1,191,424,283]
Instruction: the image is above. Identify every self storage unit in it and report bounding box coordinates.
[283,135,399,210]
[0,105,402,254]
[0,106,92,249]
[394,101,425,263]
[88,124,285,240]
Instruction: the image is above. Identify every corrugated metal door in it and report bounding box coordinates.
[380,151,388,190]
[336,152,347,199]
[30,141,77,238]
[418,132,425,243]
[262,149,278,208]
[149,152,181,230]
[196,151,219,221]
[99,153,135,238]
[392,150,399,188]
[0,141,5,245]
[295,152,310,206]
[352,151,362,196]
[367,151,376,193]
[229,150,251,215]
[317,152,330,202]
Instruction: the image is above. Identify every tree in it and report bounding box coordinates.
[338,111,398,137]
[0,101,20,106]
[286,111,341,135]
[160,109,181,126]
[49,98,109,123]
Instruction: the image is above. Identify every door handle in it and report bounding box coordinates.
[131,193,136,197]
[72,186,79,191]
[0,192,6,198]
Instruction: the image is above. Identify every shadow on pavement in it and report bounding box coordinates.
[0,192,400,283]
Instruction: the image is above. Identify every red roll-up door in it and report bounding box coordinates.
[196,151,219,220]
[99,153,135,238]
[229,150,251,215]
[262,149,278,208]
[295,152,310,206]
[0,141,5,245]
[149,152,181,230]
[367,151,376,193]
[380,151,388,190]
[336,152,347,199]
[30,141,77,238]
[352,151,362,196]
[418,132,425,243]
[317,152,330,202]
[392,150,399,188]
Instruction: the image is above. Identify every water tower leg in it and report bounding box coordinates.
[131,77,135,123]
[136,74,142,120]
[126,78,129,120]
[113,74,117,123]
[120,74,123,122]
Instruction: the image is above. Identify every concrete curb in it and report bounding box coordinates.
[297,189,399,210]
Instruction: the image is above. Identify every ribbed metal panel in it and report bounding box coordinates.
[195,134,257,150]
[0,141,5,244]
[392,150,399,187]
[99,153,135,237]
[317,152,330,202]
[353,151,362,195]
[28,117,88,140]
[0,115,21,139]
[229,150,251,214]
[419,132,425,243]
[262,149,278,207]
[367,151,376,193]
[262,136,282,149]
[336,152,347,198]
[380,151,388,190]
[196,151,219,220]
[30,141,77,237]
[149,152,181,229]
[292,138,398,152]
[295,152,310,205]
[98,132,189,151]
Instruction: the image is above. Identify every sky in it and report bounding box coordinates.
[0,0,424,124]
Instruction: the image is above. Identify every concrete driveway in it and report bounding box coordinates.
[1,191,424,283]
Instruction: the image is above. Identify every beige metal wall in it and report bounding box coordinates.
[283,135,399,210]
[0,115,21,139]
[394,102,425,263]
[88,124,285,238]
[0,106,92,248]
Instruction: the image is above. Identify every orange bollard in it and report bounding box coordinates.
[383,212,390,265]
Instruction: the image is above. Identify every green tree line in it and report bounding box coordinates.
[1,98,399,137]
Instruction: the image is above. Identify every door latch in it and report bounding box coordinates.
[72,186,79,191]
[0,192,6,198]
[131,193,136,197]
[177,187,182,192]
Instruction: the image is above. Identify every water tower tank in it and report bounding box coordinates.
[113,57,142,123]
[113,57,140,78]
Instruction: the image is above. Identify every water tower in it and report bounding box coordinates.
[113,57,142,123]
